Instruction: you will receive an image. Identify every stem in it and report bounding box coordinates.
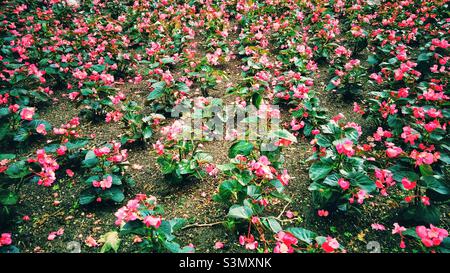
[15,177,25,193]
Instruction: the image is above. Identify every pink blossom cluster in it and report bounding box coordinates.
[29,149,60,187]
[0,233,12,247]
[416,225,448,248]
[114,194,158,226]
[274,231,298,253]
[248,156,276,180]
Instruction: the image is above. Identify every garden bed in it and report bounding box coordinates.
[0,0,449,254]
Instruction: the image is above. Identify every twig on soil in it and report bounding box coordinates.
[276,201,291,220]
[34,208,65,226]
[279,217,302,224]
[181,221,225,230]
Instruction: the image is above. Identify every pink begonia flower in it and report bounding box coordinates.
[401,177,416,190]
[239,235,258,250]
[36,124,47,135]
[94,147,110,157]
[66,169,74,177]
[421,196,430,206]
[143,215,162,229]
[85,236,99,248]
[92,176,113,190]
[322,237,340,253]
[57,146,67,156]
[318,210,329,217]
[56,228,64,236]
[371,223,386,231]
[214,241,224,249]
[338,178,350,190]
[48,232,57,241]
[277,169,290,186]
[20,107,35,120]
[386,146,403,158]
[392,223,406,235]
[0,233,12,246]
[286,210,294,219]
[416,225,448,247]
[274,231,298,253]
[336,139,355,157]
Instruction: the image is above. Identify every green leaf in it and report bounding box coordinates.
[0,246,20,253]
[0,108,9,118]
[99,231,121,253]
[287,227,317,244]
[217,180,241,200]
[85,175,100,186]
[193,152,213,163]
[316,134,331,147]
[227,205,253,219]
[403,228,421,240]
[82,151,98,168]
[0,123,9,142]
[417,52,432,62]
[270,129,297,143]
[28,120,51,131]
[5,160,30,179]
[439,238,450,253]
[142,126,152,139]
[216,163,235,172]
[167,218,187,232]
[367,55,378,65]
[323,173,340,187]
[157,157,176,174]
[262,217,282,233]
[387,115,403,129]
[309,161,333,181]
[101,187,125,203]
[344,128,359,142]
[120,220,146,236]
[270,191,292,202]
[107,174,122,186]
[326,80,337,91]
[401,205,440,225]
[389,165,419,182]
[13,128,29,142]
[0,154,16,160]
[252,93,262,108]
[0,190,19,206]
[270,179,284,193]
[439,153,450,164]
[228,141,254,158]
[419,165,433,176]
[79,189,96,205]
[176,82,189,92]
[147,81,166,100]
[66,139,89,150]
[246,185,261,198]
[348,172,376,193]
[422,176,449,195]
[91,64,105,72]
[161,57,175,64]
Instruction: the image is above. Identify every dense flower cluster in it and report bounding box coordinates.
[114,194,194,253]
[0,233,12,247]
